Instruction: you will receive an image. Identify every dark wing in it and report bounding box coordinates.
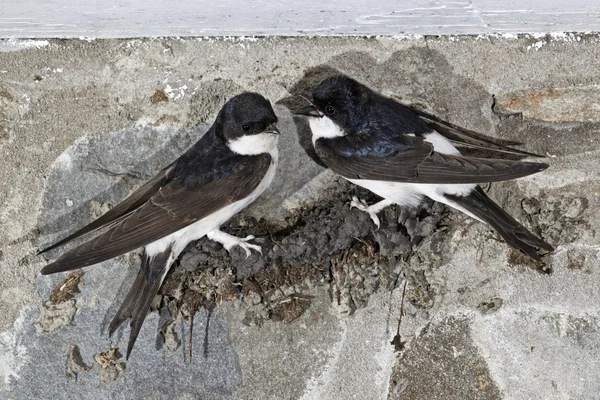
[391,99,544,157]
[38,162,176,254]
[315,133,548,184]
[41,153,272,275]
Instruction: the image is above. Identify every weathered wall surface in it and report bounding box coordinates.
[0,35,599,399]
[1,0,600,37]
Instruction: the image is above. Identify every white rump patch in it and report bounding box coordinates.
[423,131,460,155]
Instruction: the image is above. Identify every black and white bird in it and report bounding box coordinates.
[39,92,280,358]
[294,75,553,261]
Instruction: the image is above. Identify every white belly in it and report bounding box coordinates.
[348,178,475,208]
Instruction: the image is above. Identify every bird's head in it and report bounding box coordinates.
[217,92,280,155]
[293,75,370,140]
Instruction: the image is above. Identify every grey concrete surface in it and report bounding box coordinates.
[0,35,599,399]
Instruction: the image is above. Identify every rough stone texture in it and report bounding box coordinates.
[389,316,502,399]
[0,35,599,399]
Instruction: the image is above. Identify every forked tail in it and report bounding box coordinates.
[108,248,172,359]
[445,186,553,261]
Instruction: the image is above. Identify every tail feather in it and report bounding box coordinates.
[445,186,553,261]
[109,248,171,359]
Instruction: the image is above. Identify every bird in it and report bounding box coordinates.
[39,92,281,358]
[293,75,553,262]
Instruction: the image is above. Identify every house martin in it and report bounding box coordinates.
[294,75,553,261]
[40,92,281,357]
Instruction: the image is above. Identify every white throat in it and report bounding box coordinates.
[228,133,279,156]
[309,116,345,145]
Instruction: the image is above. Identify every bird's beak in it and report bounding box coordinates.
[292,93,323,118]
[264,123,281,135]
[293,105,323,118]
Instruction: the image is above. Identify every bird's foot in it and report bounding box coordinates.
[207,230,262,258]
[350,196,382,229]
[225,235,262,258]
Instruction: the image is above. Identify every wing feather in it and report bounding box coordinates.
[41,154,271,275]
[315,133,548,184]
[38,162,176,254]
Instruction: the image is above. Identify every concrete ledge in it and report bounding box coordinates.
[1,1,600,38]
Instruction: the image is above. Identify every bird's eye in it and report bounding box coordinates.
[242,124,251,132]
[325,105,336,115]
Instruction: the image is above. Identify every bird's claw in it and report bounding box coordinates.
[350,196,381,229]
[224,235,262,258]
[350,196,368,210]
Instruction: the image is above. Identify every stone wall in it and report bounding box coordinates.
[1,35,599,399]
